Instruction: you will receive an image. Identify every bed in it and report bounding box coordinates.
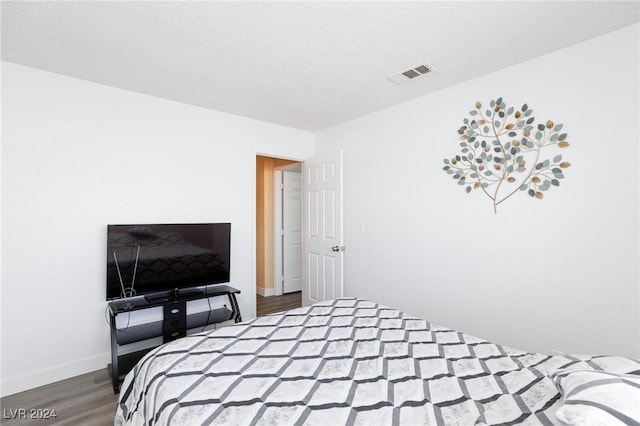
[115,298,640,425]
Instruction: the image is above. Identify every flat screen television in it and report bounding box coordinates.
[106,223,231,301]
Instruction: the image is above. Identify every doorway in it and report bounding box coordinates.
[274,165,302,295]
[255,156,302,316]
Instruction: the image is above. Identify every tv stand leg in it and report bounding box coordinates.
[109,310,120,393]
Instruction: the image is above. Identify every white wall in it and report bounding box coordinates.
[315,25,639,358]
[0,62,313,396]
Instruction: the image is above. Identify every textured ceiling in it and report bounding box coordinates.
[2,1,639,131]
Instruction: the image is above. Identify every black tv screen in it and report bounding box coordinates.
[106,223,231,300]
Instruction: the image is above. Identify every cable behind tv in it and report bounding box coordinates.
[130,245,140,292]
[113,245,141,300]
[112,245,141,332]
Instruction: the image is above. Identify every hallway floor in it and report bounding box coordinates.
[256,291,301,316]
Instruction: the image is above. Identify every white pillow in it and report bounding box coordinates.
[552,369,640,426]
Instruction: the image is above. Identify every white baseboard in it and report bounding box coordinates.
[0,352,110,397]
[256,287,275,297]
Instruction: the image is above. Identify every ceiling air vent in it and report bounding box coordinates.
[388,62,436,85]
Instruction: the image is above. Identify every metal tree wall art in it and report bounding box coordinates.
[443,97,571,214]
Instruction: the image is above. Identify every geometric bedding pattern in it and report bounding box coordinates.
[551,369,640,425]
[115,298,639,425]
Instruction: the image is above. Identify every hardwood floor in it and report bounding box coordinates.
[257,291,301,316]
[0,369,118,426]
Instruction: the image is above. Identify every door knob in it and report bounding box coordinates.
[331,245,345,252]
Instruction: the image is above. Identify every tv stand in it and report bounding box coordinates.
[142,287,210,304]
[107,285,241,393]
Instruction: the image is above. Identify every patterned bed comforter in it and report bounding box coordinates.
[114,298,636,425]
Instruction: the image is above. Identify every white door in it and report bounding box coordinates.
[303,150,344,306]
[282,170,302,293]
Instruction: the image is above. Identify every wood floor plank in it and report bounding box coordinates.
[0,369,118,426]
[256,291,301,316]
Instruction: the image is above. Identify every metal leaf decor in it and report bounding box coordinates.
[443,97,571,214]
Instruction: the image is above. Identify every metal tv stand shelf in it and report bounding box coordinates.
[107,284,241,393]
